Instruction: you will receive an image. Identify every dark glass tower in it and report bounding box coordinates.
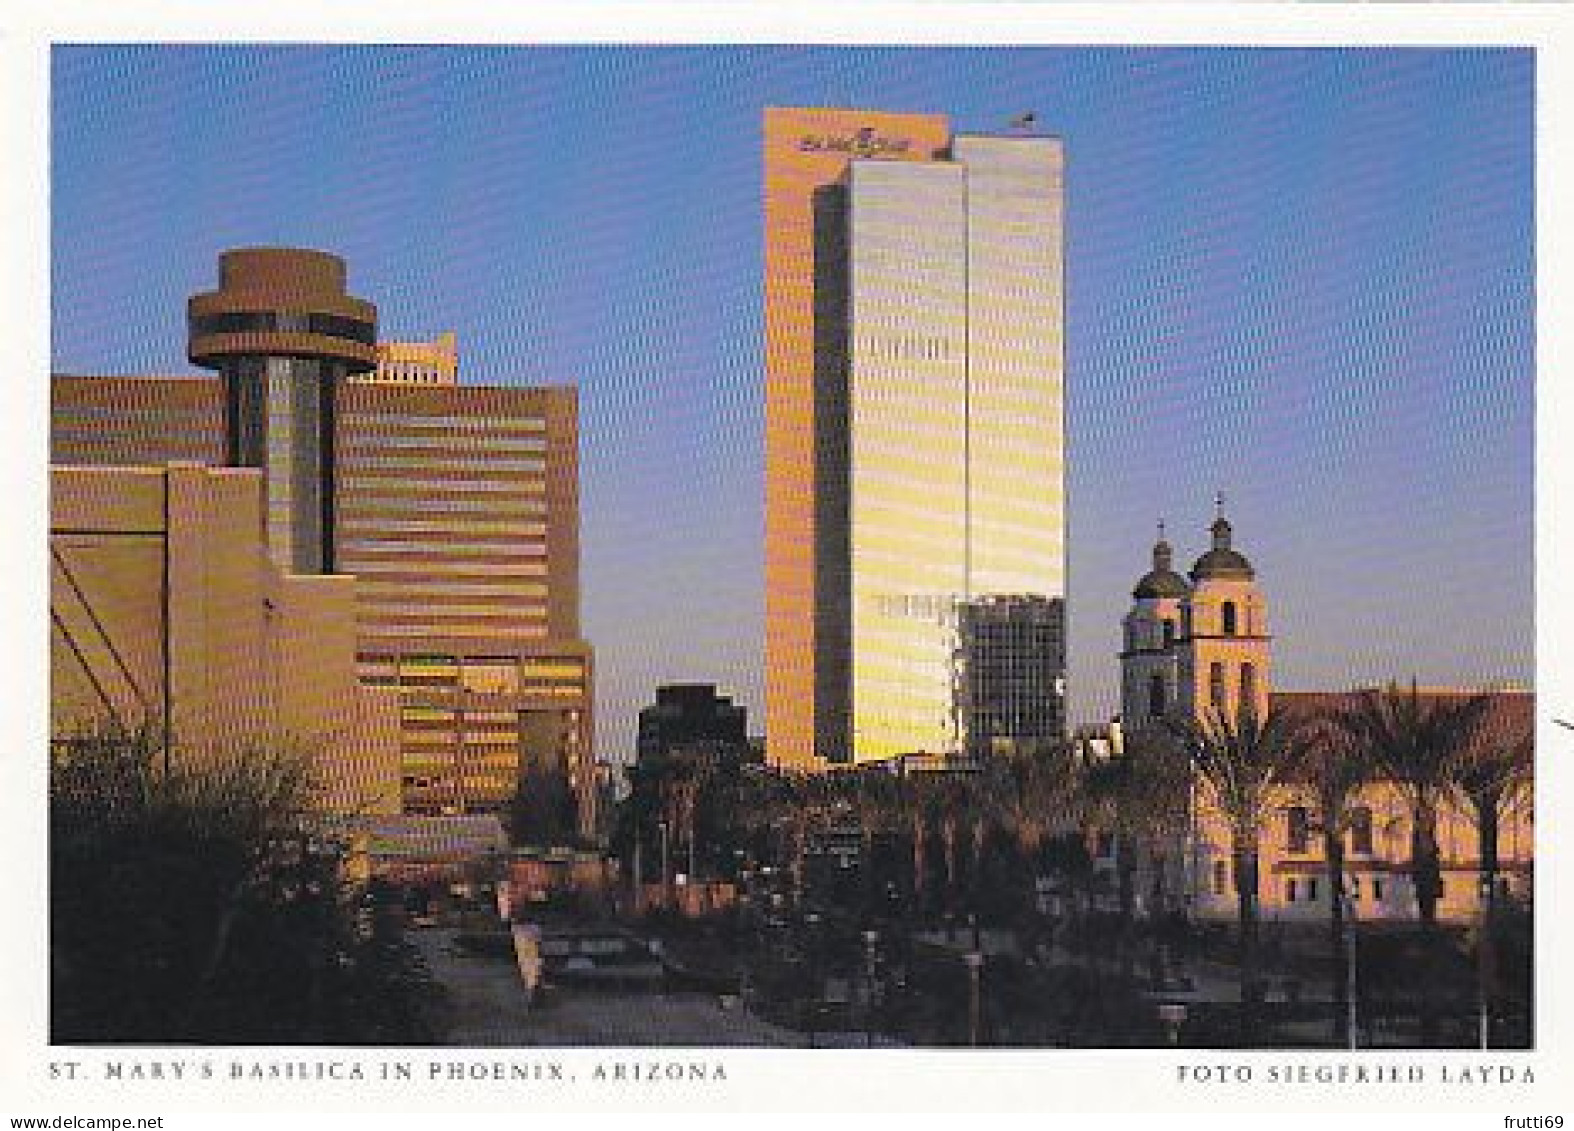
[188,247,377,573]
[959,594,1066,757]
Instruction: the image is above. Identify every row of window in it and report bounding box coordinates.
[1284,877,1388,904]
[1146,659,1259,717]
[360,654,585,695]
[339,432,547,453]
[191,310,376,346]
[342,411,547,433]
[1286,805,1375,855]
[1147,601,1249,646]
[1211,862,1390,904]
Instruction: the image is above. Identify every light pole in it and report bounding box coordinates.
[632,828,644,912]
[659,819,671,905]
[862,928,880,1045]
[805,911,823,1047]
[1343,889,1359,1052]
[1478,875,1494,1051]
[1157,1002,1187,1047]
[964,950,984,1046]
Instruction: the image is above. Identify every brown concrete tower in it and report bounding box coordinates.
[188,247,377,573]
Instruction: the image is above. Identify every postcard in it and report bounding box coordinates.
[3,1,1570,1122]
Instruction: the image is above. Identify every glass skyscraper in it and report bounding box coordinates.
[765,109,1065,767]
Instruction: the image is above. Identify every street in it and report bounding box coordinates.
[411,928,803,1046]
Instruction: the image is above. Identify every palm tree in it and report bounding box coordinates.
[1449,723,1531,909]
[1083,734,1189,982]
[721,761,787,873]
[1293,713,1377,1044]
[1170,704,1302,1039]
[893,766,950,917]
[773,770,845,901]
[848,767,904,912]
[1083,753,1141,975]
[986,740,1081,951]
[1334,681,1493,1044]
[1448,714,1532,1043]
[932,771,983,918]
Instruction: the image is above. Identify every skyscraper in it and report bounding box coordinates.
[764,108,1065,768]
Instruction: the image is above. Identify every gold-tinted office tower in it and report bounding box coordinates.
[764,109,1066,768]
[764,108,952,769]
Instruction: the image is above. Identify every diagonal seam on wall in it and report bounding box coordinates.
[49,541,157,724]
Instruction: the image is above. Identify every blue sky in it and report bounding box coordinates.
[51,44,1534,761]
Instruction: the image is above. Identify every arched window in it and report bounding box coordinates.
[1162,619,1176,648]
[1209,662,1226,710]
[1240,662,1257,712]
[1222,601,1238,636]
[1148,673,1166,719]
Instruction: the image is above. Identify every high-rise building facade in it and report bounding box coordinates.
[959,595,1066,758]
[764,108,953,771]
[337,380,593,827]
[764,108,1066,767]
[356,331,460,386]
[635,683,750,767]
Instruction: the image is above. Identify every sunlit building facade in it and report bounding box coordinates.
[337,380,593,828]
[764,108,1066,767]
[356,331,460,386]
[1116,514,1533,926]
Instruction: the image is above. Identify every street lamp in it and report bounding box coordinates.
[1478,874,1494,1051]
[1157,1002,1188,1047]
[805,911,823,1047]
[1342,888,1359,1052]
[659,819,672,904]
[963,950,984,1047]
[862,928,880,1045]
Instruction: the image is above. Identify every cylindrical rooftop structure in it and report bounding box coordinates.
[188,247,377,373]
[187,248,377,575]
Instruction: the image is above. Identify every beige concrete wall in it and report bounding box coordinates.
[1177,577,1272,721]
[165,463,273,759]
[50,468,170,736]
[50,463,401,814]
[329,684,405,816]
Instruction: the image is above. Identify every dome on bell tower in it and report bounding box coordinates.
[1133,522,1191,599]
[1190,508,1255,582]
